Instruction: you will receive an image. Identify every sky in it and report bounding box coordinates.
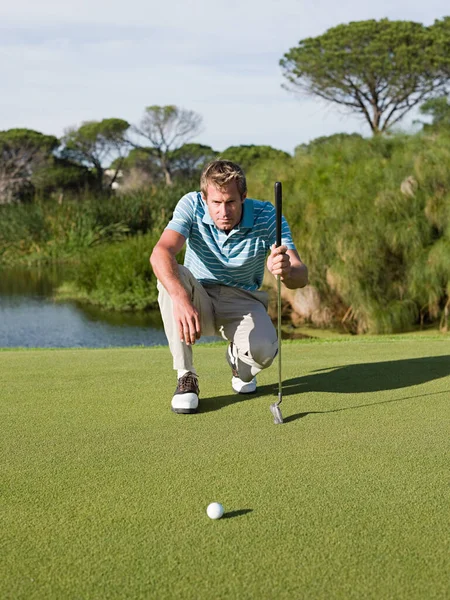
[1,0,448,154]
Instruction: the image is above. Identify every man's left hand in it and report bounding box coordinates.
[267,244,291,280]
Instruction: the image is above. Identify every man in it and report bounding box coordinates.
[150,159,308,414]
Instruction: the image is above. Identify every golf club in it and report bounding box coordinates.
[270,181,284,424]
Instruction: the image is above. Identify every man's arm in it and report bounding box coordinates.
[267,245,308,290]
[150,230,201,345]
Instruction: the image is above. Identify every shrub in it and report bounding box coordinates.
[68,232,164,311]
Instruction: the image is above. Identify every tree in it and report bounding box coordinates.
[109,147,164,191]
[110,143,216,191]
[280,18,450,135]
[220,145,291,171]
[417,96,450,131]
[169,143,217,181]
[0,128,58,203]
[132,105,203,185]
[32,158,95,198]
[61,118,130,191]
[112,147,160,177]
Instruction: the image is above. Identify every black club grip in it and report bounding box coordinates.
[275,181,282,248]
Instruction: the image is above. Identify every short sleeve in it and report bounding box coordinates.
[165,193,195,239]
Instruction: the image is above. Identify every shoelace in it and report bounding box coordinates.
[179,373,199,393]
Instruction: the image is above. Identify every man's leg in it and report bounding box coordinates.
[157,265,216,370]
[212,286,278,392]
[157,265,216,412]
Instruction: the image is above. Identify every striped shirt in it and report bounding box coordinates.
[165,191,297,292]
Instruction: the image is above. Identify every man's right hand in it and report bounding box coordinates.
[173,296,201,345]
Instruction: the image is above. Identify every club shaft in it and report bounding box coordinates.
[278,275,282,401]
[275,182,282,404]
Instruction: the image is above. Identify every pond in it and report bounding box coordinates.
[0,266,220,348]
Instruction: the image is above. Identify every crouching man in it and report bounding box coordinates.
[150,159,308,413]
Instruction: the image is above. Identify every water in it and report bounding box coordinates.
[0,266,220,348]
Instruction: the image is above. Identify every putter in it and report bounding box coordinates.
[270,181,284,425]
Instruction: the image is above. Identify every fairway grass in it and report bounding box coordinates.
[1,338,449,599]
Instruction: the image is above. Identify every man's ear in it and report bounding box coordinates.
[241,193,247,203]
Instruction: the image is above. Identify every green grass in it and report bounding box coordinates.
[1,339,449,599]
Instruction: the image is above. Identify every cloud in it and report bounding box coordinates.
[0,0,447,150]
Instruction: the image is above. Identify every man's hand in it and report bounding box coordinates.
[173,295,201,345]
[267,244,291,280]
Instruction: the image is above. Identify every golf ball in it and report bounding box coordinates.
[207,502,224,520]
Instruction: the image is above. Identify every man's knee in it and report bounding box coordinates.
[249,338,278,370]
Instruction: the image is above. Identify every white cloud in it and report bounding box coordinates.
[0,0,447,150]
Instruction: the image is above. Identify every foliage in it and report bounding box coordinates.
[132,105,203,185]
[61,118,130,190]
[112,143,217,190]
[296,133,364,155]
[220,144,291,171]
[0,184,183,265]
[418,96,450,132]
[281,18,450,134]
[0,129,59,203]
[247,129,450,333]
[68,232,161,311]
[2,129,450,334]
[169,143,217,181]
[32,157,95,197]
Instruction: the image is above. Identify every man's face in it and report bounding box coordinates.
[203,181,246,232]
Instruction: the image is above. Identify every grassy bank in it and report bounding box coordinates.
[0,185,183,267]
[53,232,162,311]
[1,339,449,599]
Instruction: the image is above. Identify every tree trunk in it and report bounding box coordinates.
[162,163,173,186]
[93,162,104,191]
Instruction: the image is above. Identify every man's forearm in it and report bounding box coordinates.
[150,247,190,301]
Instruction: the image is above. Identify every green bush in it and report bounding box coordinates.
[67,232,163,311]
[247,130,450,333]
[0,184,183,265]
[2,130,450,332]
[32,158,95,197]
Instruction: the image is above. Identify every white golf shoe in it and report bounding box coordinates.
[227,343,257,394]
[231,375,257,394]
[171,372,199,414]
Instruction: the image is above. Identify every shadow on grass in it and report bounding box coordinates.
[222,509,253,519]
[199,355,450,416]
[283,390,449,423]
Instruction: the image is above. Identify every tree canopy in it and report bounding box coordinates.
[0,128,59,203]
[418,96,450,131]
[32,158,95,197]
[133,106,203,185]
[169,143,217,181]
[111,142,216,190]
[281,18,450,134]
[61,119,130,190]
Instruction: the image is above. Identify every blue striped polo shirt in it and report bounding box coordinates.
[165,191,297,291]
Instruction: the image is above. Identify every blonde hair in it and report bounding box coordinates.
[200,159,247,198]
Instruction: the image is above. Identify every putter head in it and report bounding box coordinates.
[270,402,284,425]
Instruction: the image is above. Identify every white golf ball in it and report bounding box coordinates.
[206,502,224,520]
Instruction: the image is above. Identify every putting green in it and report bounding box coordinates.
[1,337,449,599]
